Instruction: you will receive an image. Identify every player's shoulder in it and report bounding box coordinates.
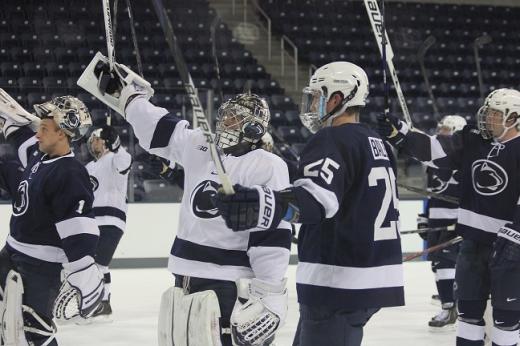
[51,155,90,180]
[245,148,288,169]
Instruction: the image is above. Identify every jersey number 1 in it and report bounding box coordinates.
[368,167,399,241]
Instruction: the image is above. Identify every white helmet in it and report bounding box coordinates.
[215,93,270,156]
[33,96,92,141]
[437,115,466,135]
[477,88,520,140]
[300,61,369,133]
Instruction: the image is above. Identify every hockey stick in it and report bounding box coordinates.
[150,0,234,194]
[210,16,224,105]
[380,0,390,121]
[397,182,459,205]
[364,0,412,126]
[403,236,462,262]
[474,34,492,100]
[125,0,144,78]
[102,0,116,126]
[417,35,440,120]
[400,225,454,235]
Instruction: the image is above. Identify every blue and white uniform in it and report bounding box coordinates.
[86,147,131,233]
[292,123,404,310]
[6,128,99,263]
[125,97,292,284]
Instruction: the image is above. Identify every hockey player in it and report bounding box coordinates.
[0,90,104,345]
[78,56,292,346]
[378,88,520,346]
[85,125,132,320]
[418,115,466,329]
[214,61,405,346]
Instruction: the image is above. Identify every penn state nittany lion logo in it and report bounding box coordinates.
[63,110,80,129]
[90,175,99,192]
[471,159,508,196]
[13,180,29,216]
[190,180,220,219]
[430,174,450,194]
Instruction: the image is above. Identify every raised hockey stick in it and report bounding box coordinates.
[364,0,412,126]
[150,0,234,194]
[397,182,459,205]
[125,0,144,78]
[210,16,224,105]
[400,225,454,235]
[417,35,440,120]
[102,0,116,126]
[474,34,492,100]
[403,236,462,262]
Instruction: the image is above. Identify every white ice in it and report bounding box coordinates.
[57,262,456,346]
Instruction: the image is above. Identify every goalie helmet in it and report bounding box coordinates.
[437,115,467,135]
[300,61,369,134]
[33,96,92,141]
[215,93,270,156]
[477,88,520,140]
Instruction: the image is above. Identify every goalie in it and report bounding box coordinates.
[77,53,291,346]
[0,91,104,345]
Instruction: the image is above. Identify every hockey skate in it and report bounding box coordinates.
[429,305,457,330]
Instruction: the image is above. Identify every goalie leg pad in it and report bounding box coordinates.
[1,270,56,346]
[158,287,222,346]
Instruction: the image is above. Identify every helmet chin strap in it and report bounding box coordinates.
[323,102,350,128]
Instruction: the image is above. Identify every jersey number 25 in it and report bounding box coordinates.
[368,167,399,241]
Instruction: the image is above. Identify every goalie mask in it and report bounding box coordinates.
[300,61,369,134]
[477,88,520,140]
[437,115,467,136]
[33,96,92,141]
[215,93,270,156]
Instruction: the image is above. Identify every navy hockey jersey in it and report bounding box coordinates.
[0,159,24,198]
[293,123,404,310]
[400,126,520,244]
[5,128,99,263]
[426,166,460,228]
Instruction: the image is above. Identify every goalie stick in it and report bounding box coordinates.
[364,0,412,126]
[403,236,462,262]
[150,0,234,194]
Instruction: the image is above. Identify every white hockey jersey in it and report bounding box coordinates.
[126,97,292,283]
[86,147,132,232]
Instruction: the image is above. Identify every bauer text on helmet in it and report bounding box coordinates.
[300,61,369,134]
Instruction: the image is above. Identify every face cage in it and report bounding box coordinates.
[300,87,326,134]
[215,102,268,150]
[476,106,517,140]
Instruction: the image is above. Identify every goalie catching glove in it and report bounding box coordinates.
[77,51,154,117]
[231,278,288,346]
[0,88,41,139]
[53,256,104,322]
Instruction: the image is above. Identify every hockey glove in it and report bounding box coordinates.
[214,184,286,232]
[100,125,121,152]
[417,213,429,240]
[231,278,288,346]
[0,88,41,139]
[59,256,104,319]
[491,224,520,267]
[376,112,409,147]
